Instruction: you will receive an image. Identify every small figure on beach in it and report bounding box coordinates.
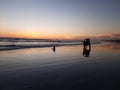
[83,39,91,57]
[52,45,56,52]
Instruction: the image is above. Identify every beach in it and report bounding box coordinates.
[0,42,120,90]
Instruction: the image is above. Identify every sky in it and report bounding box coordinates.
[0,0,120,40]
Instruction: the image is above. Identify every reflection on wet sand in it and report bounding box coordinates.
[83,46,91,57]
[100,42,120,51]
[0,43,120,90]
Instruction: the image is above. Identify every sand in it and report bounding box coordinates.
[0,43,120,90]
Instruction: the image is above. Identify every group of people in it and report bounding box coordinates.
[51,38,91,57]
[83,39,91,57]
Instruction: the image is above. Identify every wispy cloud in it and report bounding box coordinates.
[96,33,120,40]
[72,32,120,40]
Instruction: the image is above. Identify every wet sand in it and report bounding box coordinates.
[0,43,120,90]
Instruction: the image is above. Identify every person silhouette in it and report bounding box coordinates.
[52,45,56,52]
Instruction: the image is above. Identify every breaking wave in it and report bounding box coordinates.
[0,38,100,51]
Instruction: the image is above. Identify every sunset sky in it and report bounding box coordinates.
[0,0,120,40]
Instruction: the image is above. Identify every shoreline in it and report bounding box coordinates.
[0,42,100,51]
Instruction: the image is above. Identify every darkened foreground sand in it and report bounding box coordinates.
[0,42,120,90]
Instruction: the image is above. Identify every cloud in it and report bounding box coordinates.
[96,33,120,40]
[72,32,120,40]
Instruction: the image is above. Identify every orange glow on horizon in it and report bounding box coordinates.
[0,31,81,40]
[0,28,120,40]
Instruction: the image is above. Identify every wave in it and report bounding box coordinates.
[0,43,81,51]
[0,38,101,51]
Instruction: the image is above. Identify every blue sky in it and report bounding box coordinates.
[0,0,120,39]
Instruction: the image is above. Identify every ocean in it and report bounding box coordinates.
[0,38,99,51]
